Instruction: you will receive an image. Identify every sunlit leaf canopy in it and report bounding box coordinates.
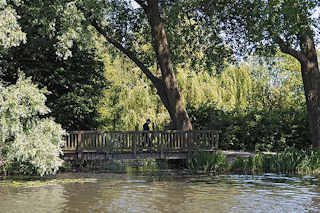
[1,0,232,73]
[0,0,26,49]
[0,74,65,176]
[76,0,233,73]
[0,0,314,153]
[200,0,320,56]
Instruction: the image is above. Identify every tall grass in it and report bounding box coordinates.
[189,148,320,175]
[188,151,228,174]
[230,148,320,175]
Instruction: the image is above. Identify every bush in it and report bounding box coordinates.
[0,74,66,176]
[187,102,310,152]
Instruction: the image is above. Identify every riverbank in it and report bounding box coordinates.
[1,148,319,177]
[189,148,320,175]
[221,150,276,163]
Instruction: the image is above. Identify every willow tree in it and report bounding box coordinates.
[99,54,169,130]
[202,0,320,147]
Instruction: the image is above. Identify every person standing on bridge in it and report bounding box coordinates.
[143,119,151,131]
[143,119,152,147]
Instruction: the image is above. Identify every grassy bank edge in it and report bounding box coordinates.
[188,148,320,175]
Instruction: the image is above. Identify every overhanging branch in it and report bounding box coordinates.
[90,20,160,85]
[276,36,307,63]
[77,4,160,85]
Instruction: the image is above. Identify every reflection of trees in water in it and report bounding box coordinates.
[98,176,243,213]
[218,176,320,213]
[103,178,188,213]
[1,175,319,213]
[172,179,241,213]
[61,175,188,213]
[310,185,320,211]
[61,181,107,212]
[60,176,124,212]
[0,184,66,213]
[59,175,243,213]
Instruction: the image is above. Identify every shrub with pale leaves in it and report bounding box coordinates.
[0,73,66,176]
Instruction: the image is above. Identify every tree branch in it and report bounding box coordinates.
[276,36,307,63]
[89,19,160,84]
[76,5,159,84]
[134,0,148,10]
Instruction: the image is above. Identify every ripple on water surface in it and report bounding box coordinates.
[0,173,320,213]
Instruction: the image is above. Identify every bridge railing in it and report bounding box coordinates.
[63,130,219,153]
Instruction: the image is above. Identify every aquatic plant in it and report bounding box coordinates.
[188,151,228,174]
[190,148,320,175]
[229,148,320,175]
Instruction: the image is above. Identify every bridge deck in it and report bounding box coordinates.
[63,130,219,161]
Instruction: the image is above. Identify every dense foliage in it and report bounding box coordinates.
[189,104,309,152]
[201,0,320,147]
[187,54,309,152]
[0,0,26,49]
[0,2,108,130]
[0,74,65,176]
[1,0,319,158]
[100,51,309,151]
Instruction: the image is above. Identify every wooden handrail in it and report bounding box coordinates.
[67,130,219,134]
[63,130,219,153]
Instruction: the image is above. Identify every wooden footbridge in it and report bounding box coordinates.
[63,130,219,161]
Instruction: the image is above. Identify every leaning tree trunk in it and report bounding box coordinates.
[299,36,320,148]
[145,0,192,130]
[84,1,192,130]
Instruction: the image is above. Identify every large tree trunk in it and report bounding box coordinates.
[299,36,320,148]
[278,33,320,148]
[144,0,192,130]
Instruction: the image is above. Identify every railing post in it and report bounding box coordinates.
[160,133,164,159]
[187,130,193,161]
[158,132,163,159]
[215,131,219,149]
[76,131,83,161]
[192,130,196,149]
[132,132,137,158]
[188,130,192,149]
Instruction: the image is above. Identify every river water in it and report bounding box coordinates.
[0,172,320,213]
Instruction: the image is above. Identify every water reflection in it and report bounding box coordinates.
[0,184,66,213]
[0,173,320,213]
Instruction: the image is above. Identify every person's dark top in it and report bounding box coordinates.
[143,122,150,131]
